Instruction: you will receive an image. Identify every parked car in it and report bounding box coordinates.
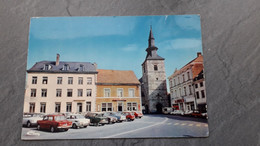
[162,107,173,114]
[106,112,126,122]
[133,111,143,118]
[37,115,72,132]
[85,112,109,126]
[170,110,184,115]
[181,110,193,116]
[191,111,208,119]
[201,112,208,119]
[103,112,118,124]
[122,112,135,121]
[22,113,44,127]
[191,110,203,118]
[67,114,90,129]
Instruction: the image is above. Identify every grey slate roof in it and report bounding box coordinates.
[145,47,165,60]
[27,61,97,74]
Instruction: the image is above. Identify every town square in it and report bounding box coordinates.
[21,15,208,139]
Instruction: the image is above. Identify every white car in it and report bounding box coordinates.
[67,114,90,129]
[181,110,193,116]
[22,113,44,127]
[162,107,173,114]
[170,110,184,115]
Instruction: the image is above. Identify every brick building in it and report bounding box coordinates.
[168,52,205,112]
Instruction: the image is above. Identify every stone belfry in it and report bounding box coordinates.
[141,27,168,113]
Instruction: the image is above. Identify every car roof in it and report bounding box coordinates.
[45,114,64,116]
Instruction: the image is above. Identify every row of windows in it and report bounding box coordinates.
[43,64,86,71]
[104,88,135,97]
[174,85,193,98]
[170,72,191,87]
[196,90,205,99]
[29,102,91,113]
[101,102,137,112]
[195,82,204,88]
[30,89,92,97]
[32,76,93,85]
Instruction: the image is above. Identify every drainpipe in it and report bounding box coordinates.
[138,84,142,112]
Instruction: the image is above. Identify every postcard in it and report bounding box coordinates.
[21,15,208,140]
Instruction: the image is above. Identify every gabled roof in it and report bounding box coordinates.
[168,54,204,79]
[97,69,140,85]
[27,61,97,74]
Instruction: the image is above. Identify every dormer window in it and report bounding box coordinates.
[63,64,69,71]
[79,65,84,71]
[43,64,50,70]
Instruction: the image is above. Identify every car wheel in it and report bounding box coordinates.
[108,119,112,124]
[84,126,88,128]
[37,124,41,130]
[64,129,68,131]
[72,123,78,129]
[27,121,31,128]
[50,126,55,133]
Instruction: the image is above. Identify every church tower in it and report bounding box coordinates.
[141,27,168,113]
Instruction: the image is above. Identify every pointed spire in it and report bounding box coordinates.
[148,26,155,47]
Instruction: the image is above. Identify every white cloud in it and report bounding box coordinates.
[161,38,202,50]
[121,44,138,52]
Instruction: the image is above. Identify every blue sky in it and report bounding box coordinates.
[27,15,203,85]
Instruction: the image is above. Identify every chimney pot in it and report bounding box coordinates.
[197,52,202,57]
[56,54,60,66]
[93,62,97,69]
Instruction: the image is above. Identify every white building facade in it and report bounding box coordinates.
[193,70,207,112]
[23,54,98,114]
[168,53,205,112]
[169,68,196,111]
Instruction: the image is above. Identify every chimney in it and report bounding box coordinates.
[56,54,60,66]
[93,62,97,69]
[197,52,202,57]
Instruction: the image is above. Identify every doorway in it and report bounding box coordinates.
[156,102,163,114]
[117,102,123,112]
[77,103,82,113]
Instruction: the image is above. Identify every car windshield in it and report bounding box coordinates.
[54,116,66,121]
[75,115,85,119]
[33,114,43,117]
[115,113,122,116]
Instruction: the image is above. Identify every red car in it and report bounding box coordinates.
[133,111,143,119]
[37,115,72,132]
[122,112,135,121]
